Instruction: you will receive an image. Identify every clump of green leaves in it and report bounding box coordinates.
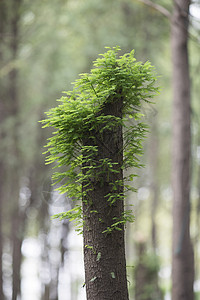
[41,46,158,230]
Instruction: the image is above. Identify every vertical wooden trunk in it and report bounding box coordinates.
[82,97,129,300]
[171,1,194,299]
[149,117,159,251]
[0,5,5,296]
[134,242,163,300]
[0,165,4,300]
[9,1,24,299]
[11,213,23,300]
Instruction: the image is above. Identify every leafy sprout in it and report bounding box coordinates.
[41,46,159,232]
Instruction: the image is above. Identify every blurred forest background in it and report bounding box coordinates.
[0,0,200,299]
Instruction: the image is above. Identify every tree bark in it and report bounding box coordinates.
[82,96,129,300]
[171,1,194,299]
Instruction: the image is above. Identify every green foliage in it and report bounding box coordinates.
[96,252,101,261]
[85,244,96,254]
[41,46,158,230]
[102,210,135,234]
[135,252,163,300]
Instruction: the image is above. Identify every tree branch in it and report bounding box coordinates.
[136,0,171,19]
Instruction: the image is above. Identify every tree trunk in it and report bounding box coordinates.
[0,164,5,300]
[0,1,7,298]
[11,212,24,300]
[171,1,194,299]
[9,1,24,299]
[149,116,159,251]
[82,96,129,300]
[135,241,163,300]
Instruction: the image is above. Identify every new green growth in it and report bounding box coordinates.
[41,46,158,231]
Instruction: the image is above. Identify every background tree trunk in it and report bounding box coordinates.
[134,240,163,300]
[171,1,194,299]
[11,212,25,300]
[8,1,24,299]
[0,164,5,300]
[149,116,159,251]
[82,96,129,300]
[0,1,8,298]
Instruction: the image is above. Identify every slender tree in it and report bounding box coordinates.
[0,0,25,299]
[0,165,4,300]
[134,240,163,300]
[0,0,6,296]
[171,1,194,299]
[149,116,159,251]
[9,0,23,298]
[43,47,158,299]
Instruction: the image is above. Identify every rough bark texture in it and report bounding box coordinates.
[171,1,194,299]
[82,96,129,300]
